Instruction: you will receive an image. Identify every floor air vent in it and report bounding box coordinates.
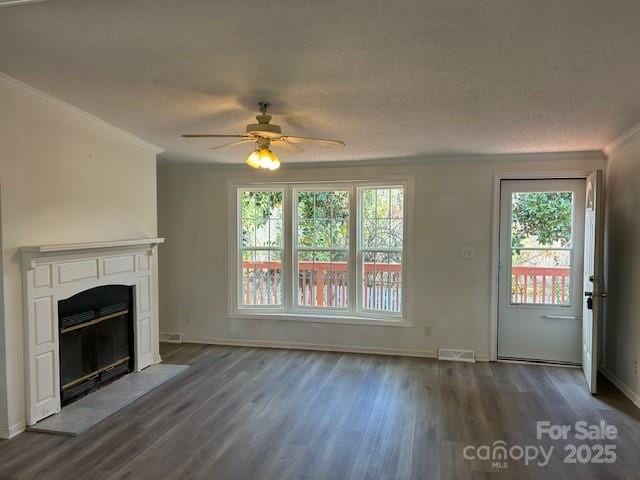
[160,332,183,343]
[438,348,475,363]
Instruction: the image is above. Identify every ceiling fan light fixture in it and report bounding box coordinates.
[261,148,280,170]
[246,147,280,170]
[246,149,261,169]
[183,102,343,167]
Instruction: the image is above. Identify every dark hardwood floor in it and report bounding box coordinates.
[1,343,639,479]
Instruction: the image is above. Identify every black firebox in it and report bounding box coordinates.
[58,285,134,406]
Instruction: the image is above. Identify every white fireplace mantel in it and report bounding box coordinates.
[21,237,164,426]
[21,237,165,254]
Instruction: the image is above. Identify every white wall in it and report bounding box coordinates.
[603,133,640,406]
[0,75,161,438]
[158,154,606,361]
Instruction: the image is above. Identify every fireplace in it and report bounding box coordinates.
[58,285,135,406]
[21,238,163,426]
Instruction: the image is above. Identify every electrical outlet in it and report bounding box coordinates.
[460,247,474,259]
[634,360,638,376]
[423,325,432,336]
[184,314,192,325]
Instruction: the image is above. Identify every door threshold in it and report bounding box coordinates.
[497,356,581,368]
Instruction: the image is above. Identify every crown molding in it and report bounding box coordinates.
[0,72,164,154]
[603,122,640,158]
[158,149,606,170]
[0,0,48,7]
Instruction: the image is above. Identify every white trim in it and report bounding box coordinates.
[603,122,640,158]
[21,237,164,253]
[0,421,26,439]
[181,337,437,359]
[0,73,164,154]
[600,367,640,410]
[228,311,412,327]
[497,359,581,369]
[489,170,594,361]
[0,0,48,6]
[175,337,491,362]
[160,150,606,169]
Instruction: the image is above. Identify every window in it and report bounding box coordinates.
[359,187,404,313]
[235,182,407,322]
[295,189,350,308]
[240,189,284,306]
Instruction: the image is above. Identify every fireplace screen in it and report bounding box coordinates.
[58,285,134,406]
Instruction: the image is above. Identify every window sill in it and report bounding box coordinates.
[228,311,412,328]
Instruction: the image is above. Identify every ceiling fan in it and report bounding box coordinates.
[182,102,345,170]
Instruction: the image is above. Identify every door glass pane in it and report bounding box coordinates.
[511,250,571,305]
[510,191,574,306]
[511,192,573,248]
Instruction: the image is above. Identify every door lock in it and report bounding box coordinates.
[585,291,593,310]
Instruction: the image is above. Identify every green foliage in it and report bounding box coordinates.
[241,191,282,246]
[511,192,573,248]
[297,191,349,261]
[241,188,404,261]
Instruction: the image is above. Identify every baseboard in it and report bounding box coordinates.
[0,421,26,440]
[600,366,640,409]
[181,336,438,359]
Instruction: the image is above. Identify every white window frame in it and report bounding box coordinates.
[228,179,411,326]
[236,186,288,312]
[356,183,407,320]
[291,184,354,315]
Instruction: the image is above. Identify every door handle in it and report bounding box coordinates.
[542,315,578,320]
[584,291,594,310]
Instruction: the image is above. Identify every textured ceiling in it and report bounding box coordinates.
[1,0,640,164]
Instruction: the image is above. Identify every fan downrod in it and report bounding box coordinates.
[258,101,270,115]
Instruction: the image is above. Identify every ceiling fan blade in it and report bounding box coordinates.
[280,136,345,147]
[208,139,255,150]
[272,138,304,153]
[182,134,252,138]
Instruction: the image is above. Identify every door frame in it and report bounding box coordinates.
[489,170,595,362]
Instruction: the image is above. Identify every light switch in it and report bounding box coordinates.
[460,247,474,259]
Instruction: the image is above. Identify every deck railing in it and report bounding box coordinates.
[242,263,570,308]
[242,261,402,311]
[511,266,571,304]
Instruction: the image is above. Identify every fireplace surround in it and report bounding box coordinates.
[21,238,164,426]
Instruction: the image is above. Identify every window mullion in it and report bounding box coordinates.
[353,186,361,314]
[284,186,294,312]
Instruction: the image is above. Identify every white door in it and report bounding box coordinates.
[498,179,586,364]
[582,170,604,393]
